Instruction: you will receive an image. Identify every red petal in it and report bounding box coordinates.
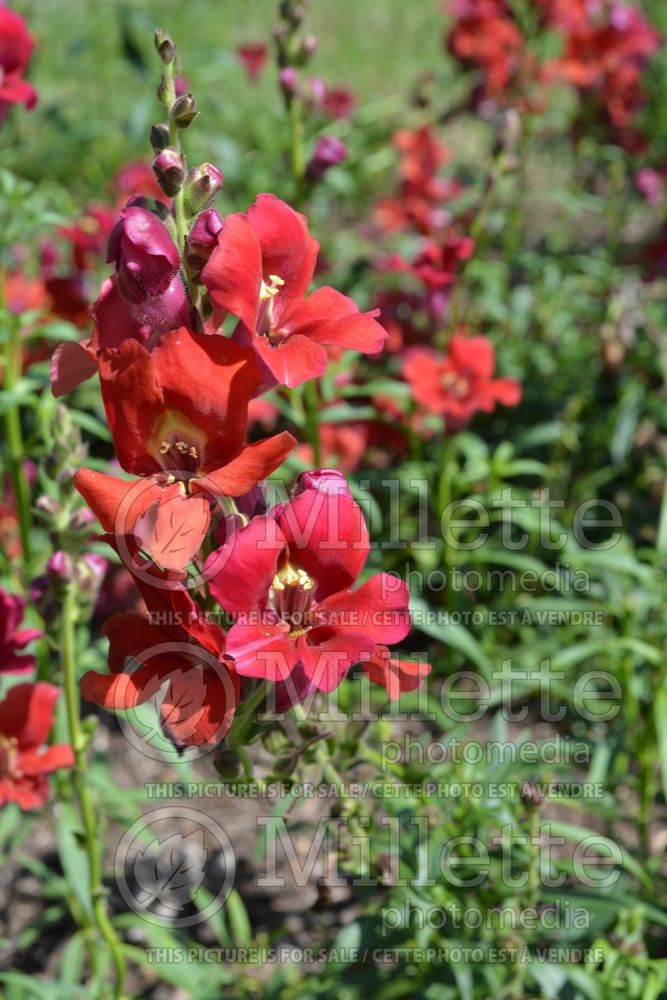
[248,193,319,309]
[283,287,387,354]
[160,664,238,746]
[362,645,431,700]
[201,212,263,332]
[98,339,165,476]
[18,744,75,777]
[227,621,298,680]
[205,515,287,613]
[50,339,97,397]
[134,491,211,574]
[315,574,411,645]
[298,629,375,692]
[196,431,296,497]
[449,334,495,380]
[272,487,369,599]
[74,468,163,534]
[0,683,60,749]
[490,377,522,407]
[253,333,328,388]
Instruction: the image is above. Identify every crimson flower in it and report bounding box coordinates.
[0,683,74,809]
[236,42,268,82]
[74,327,295,574]
[402,333,521,429]
[201,194,387,387]
[204,470,430,697]
[0,7,37,118]
[80,574,240,748]
[0,588,42,673]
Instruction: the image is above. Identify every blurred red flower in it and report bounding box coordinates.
[0,7,37,118]
[0,683,74,809]
[402,333,521,429]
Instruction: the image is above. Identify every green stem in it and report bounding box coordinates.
[437,436,458,600]
[60,582,127,999]
[303,378,322,466]
[227,680,267,754]
[2,272,32,575]
[288,96,306,208]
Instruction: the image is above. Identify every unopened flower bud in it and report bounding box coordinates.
[152,148,185,197]
[36,494,61,518]
[47,551,73,582]
[279,67,300,98]
[68,507,96,533]
[294,468,349,495]
[183,162,223,214]
[171,92,198,129]
[306,135,347,183]
[301,33,318,59]
[154,29,176,65]
[185,207,223,273]
[150,122,170,152]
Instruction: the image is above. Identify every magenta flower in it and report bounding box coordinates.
[0,588,42,674]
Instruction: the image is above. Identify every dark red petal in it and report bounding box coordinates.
[205,515,287,614]
[0,683,60,749]
[151,327,261,470]
[98,339,165,476]
[160,664,238,746]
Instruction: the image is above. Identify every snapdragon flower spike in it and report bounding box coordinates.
[0,588,42,673]
[0,683,74,809]
[80,571,240,748]
[73,327,295,573]
[201,193,387,388]
[402,333,521,430]
[204,470,430,698]
[51,202,192,397]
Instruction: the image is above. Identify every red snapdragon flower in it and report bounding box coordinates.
[447,0,525,98]
[543,1,659,132]
[0,683,74,809]
[80,573,240,748]
[201,194,387,387]
[204,470,430,697]
[236,42,268,82]
[0,587,42,673]
[74,327,295,574]
[402,333,521,429]
[0,7,37,118]
[374,126,460,236]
